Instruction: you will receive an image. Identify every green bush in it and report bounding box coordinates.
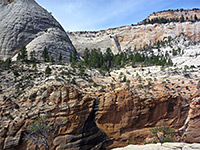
[45,65,51,76]
[149,126,175,144]
[93,82,99,87]
[129,140,135,145]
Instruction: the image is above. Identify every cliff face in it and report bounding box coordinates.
[0,62,199,149]
[140,9,200,24]
[0,0,75,61]
[96,89,191,148]
[0,82,109,150]
[1,82,198,149]
[69,20,200,55]
[180,90,200,143]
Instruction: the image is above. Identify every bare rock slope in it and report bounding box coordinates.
[0,0,75,61]
[68,10,200,55]
[0,62,200,149]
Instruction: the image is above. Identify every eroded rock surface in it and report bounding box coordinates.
[181,96,200,143]
[0,0,75,61]
[112,143,200,150]
[69,17,200,55]
[96,89,191,149]
[0,81,109,150]
[0,62,200,149]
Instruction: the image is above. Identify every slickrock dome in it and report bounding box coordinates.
[0,0,75,61]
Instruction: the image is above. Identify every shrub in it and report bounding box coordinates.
[45,65,51,76]
[129,140,135,145]
[71,77,76,85]
[25,115,66,150]
[93,82,99,87]
[99,85,106,92]
[149,126,175,144]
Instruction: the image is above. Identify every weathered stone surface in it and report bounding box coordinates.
[0,81,109,150]
[112,143,200,150]
[3,130,21,150]
[140,9,200,25]
[0,62,200,149]
[96,89,190,148]
[181,97,200,143]
[69,21,200,55]
[0,0,75,61]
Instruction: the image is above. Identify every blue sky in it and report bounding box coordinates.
[36,0,200,31]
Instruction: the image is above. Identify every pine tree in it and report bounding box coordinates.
[17,46,28,62]
[83,48,89,65]
[180,15,185,22]
[42,47,49,62]
[72,50,78,65]
[4,58,12,69]
[45,65,51,76]
[58,52,62,64]
[104,48,113,69]
[69,52,72,63]
[30,50,37,62]
[194,14,198,21]
[50,56,55,63]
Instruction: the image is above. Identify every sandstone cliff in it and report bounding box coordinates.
[68,11,200,55]
[0,62,199,149]
[0,81,110,150]
[0,0,75,61]
[140,9,200,24]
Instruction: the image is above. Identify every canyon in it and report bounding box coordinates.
[0,59,200,149]
[0,0,200,149]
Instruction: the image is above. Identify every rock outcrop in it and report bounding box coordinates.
[112,143,200,150]
[0,81,110,150]
[0,0,75,61]
[180,96,200,143]
[68,11,200,55]
[0,61,200,149]
[96,89,191,149]
[140,9,200,24]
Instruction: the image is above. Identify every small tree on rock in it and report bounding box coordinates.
[25,115,66,150]
[30,50,37,62]
[45,65,51,76]
[17,46,28,62]
[150,126,175,145]
[58,52,62,64]
[42,47,49,62]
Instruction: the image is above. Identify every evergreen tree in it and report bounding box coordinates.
[4,58,12,69]
[58,52,62,64]
[50,56,55,63]
[69,52,72,63]
[194,14,198,21]
[83,48,89,65]
[42,47,49,62]
[104,48,113,69]
[180,15,185,22]
[17,46,28,62]
[45,65,51,76]
[30,50,37,62]
[72,50,78,65]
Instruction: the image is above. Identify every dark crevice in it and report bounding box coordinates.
[81,98,112,150]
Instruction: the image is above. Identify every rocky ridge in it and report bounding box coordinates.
[0,57,200,149]
[112,143,200,150]
[140,9,200,24]
[68,10,200,55]
[0,0,75,61]
[0,3,200,150]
